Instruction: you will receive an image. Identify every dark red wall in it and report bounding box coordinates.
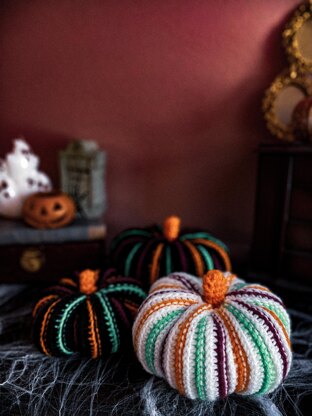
[0,0,301,259]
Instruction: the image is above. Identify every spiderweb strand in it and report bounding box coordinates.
[0,286,311,416]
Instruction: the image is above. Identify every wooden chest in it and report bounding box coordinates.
[0,219,106,283]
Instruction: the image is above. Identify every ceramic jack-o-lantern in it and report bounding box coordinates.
[22,191,76,229]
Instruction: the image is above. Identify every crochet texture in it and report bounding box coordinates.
[110,216,232,290]
[133,270,292,400]
[33,268,146,358]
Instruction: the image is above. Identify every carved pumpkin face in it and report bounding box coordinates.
[22,191,76,229]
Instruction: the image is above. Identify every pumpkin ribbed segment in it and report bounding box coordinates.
[32,268,146,358]
[110,218,232,290]
[133,271,292,400]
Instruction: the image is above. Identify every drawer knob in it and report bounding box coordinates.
[20,248,45,273]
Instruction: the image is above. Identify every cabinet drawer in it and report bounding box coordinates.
[0,241,105,283]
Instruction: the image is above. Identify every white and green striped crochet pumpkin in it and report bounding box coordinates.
[133,270,292,400]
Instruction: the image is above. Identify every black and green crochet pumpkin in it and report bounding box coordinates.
[32,268,146,358]
[110,216,232,289]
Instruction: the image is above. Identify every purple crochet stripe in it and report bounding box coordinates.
[110,297,131,329]
[136,238,158,278]
[170,273,201,294]
[175,241,188,272]
[213,315,227,398]
[112,236,146,262]
[235,300,289,378]
[226,289,284,307]
[102,268,116,280]
[210,252,222,270]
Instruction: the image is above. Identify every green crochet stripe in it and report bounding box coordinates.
[166,246,172,274]
[194,317,208,400]
[95,291,120,353]
[230,282,247,291]
[124,242,143,276]
[101,284,146,300]
[226,303,276,395]
[56,295,86,355]
[110,229,151,251]
[196,245,214,270]
[180,232,229,252]
[145,309,184,375]
[252,300,290,333]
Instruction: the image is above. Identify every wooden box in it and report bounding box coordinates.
[0,218,106,283]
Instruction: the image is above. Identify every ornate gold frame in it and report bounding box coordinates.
[262,69,312,141]
[283,1,312,72]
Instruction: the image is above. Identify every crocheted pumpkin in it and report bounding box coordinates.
[133,270,292,400]
[110,216,232,289]
[32,268,146,358]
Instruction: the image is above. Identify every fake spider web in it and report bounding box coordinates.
[0,285,311,416]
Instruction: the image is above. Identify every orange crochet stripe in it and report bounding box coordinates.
[183,240,204,276]
[39,299,61,356]
[59,278,77,287]
[217,308,250,392]
[247,285,271,292]
[150,243,164,284]
[263,307,291,347]
[124,300,139,315]
[149,284,180,293]
[193,239,232,271]
[174,304,211,395]
[133,298,197,351]
[32,294,58,317]
[86,298,99,358]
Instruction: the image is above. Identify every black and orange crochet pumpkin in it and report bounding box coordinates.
[110,216,232,289]
[32,268,146,358]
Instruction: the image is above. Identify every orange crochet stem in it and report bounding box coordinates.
[163,216,181,241]
[79,269,99,295]
[202,270,234,308]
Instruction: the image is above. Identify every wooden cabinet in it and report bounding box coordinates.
[251,144,312,286]
[0,219,106,283]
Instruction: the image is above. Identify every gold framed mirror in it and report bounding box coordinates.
[283,1,312,72]
[262,69,312,141]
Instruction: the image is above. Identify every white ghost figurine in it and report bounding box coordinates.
[0,139,52,218]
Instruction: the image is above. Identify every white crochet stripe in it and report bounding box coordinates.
[133,272,292,400]
[163,303,206,391]
[220,313,237,395]
[250,298,291,335]
[132,290,199,342]
[182,308,209,399]
[231,300,283,393]
[150,272,201,293]
[204,314,219,401]
[135,303,186,374]
[223,304,264,395]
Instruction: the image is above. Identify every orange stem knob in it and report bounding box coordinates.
[202,270,234,308]
[79,269,99,295]
[163,216,181,241]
